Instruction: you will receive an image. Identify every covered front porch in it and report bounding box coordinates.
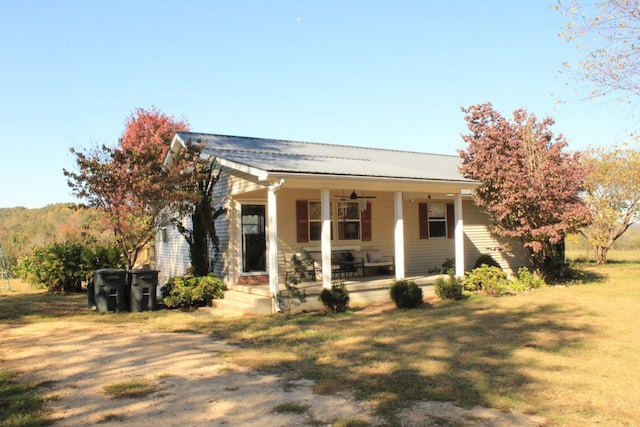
[211,273,442,316]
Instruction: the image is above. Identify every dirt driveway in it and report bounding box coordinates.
[0,320,545,426]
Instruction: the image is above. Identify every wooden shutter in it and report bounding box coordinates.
[446,203,455,239]
[361,202,372,241]
[419,202,429,239]
[296,200,309,243]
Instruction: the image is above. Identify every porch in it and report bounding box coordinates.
[210,273,442,316]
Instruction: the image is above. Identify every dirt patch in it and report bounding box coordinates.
[0,321,544,426]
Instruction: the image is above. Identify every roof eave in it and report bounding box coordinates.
[266,171,479,185]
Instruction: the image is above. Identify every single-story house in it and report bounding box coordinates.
[155,132,530,310]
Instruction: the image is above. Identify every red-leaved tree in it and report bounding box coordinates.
[119,106,189,156]
[458,103,592,275]
[64,108,190,270]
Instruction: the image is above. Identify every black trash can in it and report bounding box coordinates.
[127,269,159,312]
[87,279,96,309]
[94,268,128,313]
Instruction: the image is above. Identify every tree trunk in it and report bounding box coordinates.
[189,204,211,277]
[595,245,608,265]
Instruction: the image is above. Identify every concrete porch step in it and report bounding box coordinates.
[211,288,273,315]
[209,274,439,316]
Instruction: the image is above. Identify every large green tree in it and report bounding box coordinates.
[459,103,592,275]
[581,144,640,263]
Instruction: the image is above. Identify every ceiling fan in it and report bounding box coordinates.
[349,190,376,200]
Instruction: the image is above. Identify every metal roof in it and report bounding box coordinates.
[175,132,475,184]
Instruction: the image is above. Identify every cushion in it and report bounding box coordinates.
[351,250,367,261]
[367,250,385,263]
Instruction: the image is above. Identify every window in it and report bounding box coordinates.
[296,199,372,242]
[428,203,447,238]
[337,201,361,240]
[419,202,454,239]
[308,201,333,241]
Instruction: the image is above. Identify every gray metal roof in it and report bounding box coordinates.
[175,132,475,183]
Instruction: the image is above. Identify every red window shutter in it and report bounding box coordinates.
[296,200,309,243]
[361,202,372,241]
[419,202,429,239]
[446,203,455,239]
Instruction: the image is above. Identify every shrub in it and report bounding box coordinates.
[440,258,455,273]
[464,264,509,296]
[434,270,464,300]
[319,282,350,313]
[14,242,124,292]
[390,279,424,308]
[161,274,227,309]
[473,254,501,269]
[277,274,307,317]
[512,266,546,291]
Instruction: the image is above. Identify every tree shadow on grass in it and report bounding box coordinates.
[212,300,593,425]
[0,291,88,323]
[557,264,608,285]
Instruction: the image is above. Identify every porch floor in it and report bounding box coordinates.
[211,273,443,316]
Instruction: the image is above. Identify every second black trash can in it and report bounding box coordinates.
[127,269,159,312]
[94,268,128,313]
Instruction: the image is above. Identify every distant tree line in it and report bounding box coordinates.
[0,203,113,277]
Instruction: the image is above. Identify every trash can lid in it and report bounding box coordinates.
[94,268,127,273]
[127,269,160,273]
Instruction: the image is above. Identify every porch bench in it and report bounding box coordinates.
[350,249,395,278]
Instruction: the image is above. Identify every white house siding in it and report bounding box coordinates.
[212,171,232,282]
[402,199,531,276]
[155,216,192,286]
[461,201,531,275]
[403,198,456,275]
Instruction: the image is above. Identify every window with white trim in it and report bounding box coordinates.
[337,201,361,240]
[428,203,447,238]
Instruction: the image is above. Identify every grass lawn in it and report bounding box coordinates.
[1,265,639,426]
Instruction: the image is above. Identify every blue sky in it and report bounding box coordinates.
[1,1,636,208]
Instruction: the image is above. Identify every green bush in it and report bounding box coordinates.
[464,264,509,296]
[440,258,455,273]
[14,241,124,292]
[161,274,227,309]
[84,244,126,274]
[512,266,546,291]
[473,254,501,269]
[434,270,464,300]
[319,282,350,313]
[389,279,424,308]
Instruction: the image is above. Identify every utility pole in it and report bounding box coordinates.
[0,243,10,290]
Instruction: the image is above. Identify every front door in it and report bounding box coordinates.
[241,205,266,272]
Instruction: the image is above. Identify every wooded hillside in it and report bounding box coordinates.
[0,204,113,273]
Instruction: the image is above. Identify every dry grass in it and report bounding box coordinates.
[1,265,639,425]
[566,248,640,263]
[102,379,157,399]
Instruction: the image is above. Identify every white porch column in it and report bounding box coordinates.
[267,180,283,311]
[394,191,405,279]
[321,188,332,289]
[454,193,465,278]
